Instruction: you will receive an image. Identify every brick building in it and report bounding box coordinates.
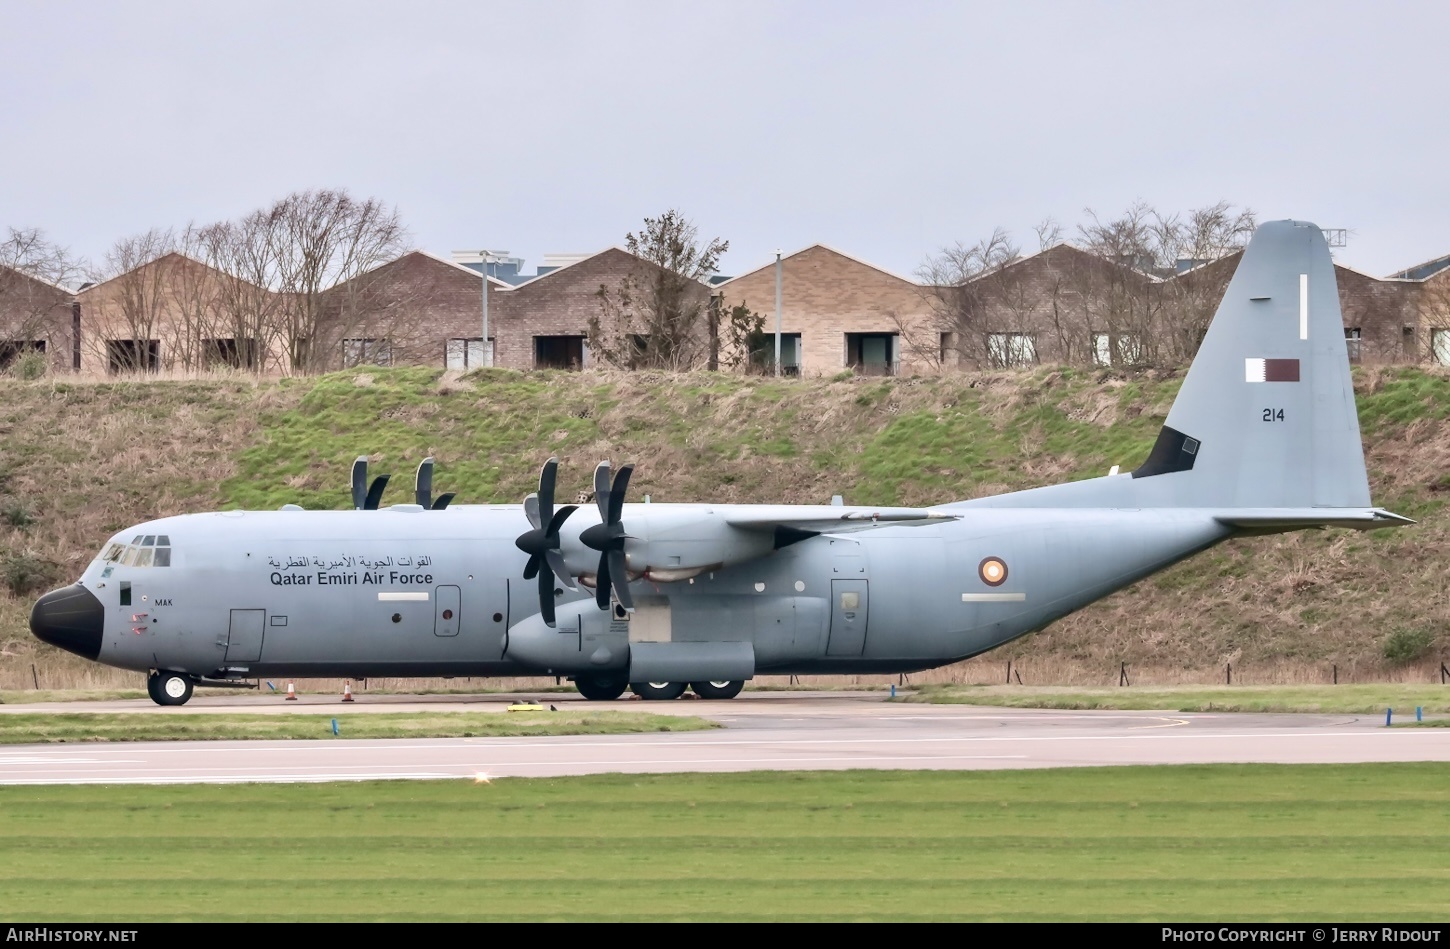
[488,246,713,371]
[0,265,77,372]
[711,245,933,375]
[318,251,506,371]
[75,253,283,373]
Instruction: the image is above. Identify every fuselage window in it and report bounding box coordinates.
[153,547,171,567]
[103,544,125,563]
[141,535,155,547]
[133,548,154,567]
[120,546,139,566]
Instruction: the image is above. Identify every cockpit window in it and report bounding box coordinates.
[107,537,173,568]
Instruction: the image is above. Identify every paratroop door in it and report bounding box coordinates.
[826,580,869,656]
[225,609,266,662]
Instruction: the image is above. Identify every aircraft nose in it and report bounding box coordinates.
[30,584,104,661]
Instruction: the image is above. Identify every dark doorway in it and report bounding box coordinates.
[203,338,259,369]
[535,335,585,370]
[845,333,897,375]
[106,339,159,374]
[0,340,45,370]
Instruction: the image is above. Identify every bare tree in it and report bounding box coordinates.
[589,209,726,370]
[1076,200,1255,365]
[0,228,77,373]
[194,217,285,372]
[263,189,410,372]
[912,227,1028,369]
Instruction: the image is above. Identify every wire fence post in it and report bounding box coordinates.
[1119,662,1130,687]
[1226,662,1232,686]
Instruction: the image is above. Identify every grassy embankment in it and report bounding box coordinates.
[2,365,1446,692]
[1,764,1447,920]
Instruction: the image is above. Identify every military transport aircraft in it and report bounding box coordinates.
[31,221,1411,705]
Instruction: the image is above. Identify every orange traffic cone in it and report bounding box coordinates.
[342,681,354,702]
[285,681,297,701]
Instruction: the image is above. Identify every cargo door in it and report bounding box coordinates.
[225,609,266,663]
[826,579,869,656]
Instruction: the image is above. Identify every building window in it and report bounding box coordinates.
[446,337,491,369]
[1091,332,1141,367]
[1433,328,1450,366]
[986,332,1036,369]
[750,332,802,375]
[534,335,586,370]
[343,338,392,368]
[0,340,45,370]
[202,338,258,369]
[106,339,159,374]
[845,332,898,376]
[1345,327,1362,363]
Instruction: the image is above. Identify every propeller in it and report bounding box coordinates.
[579,461,634,612]
[513,457,578,627]
[351,456,391,510]
[414,457,456,510]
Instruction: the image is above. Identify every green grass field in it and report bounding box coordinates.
[0,711,715,744]
[907,683,1450,715]
[2,764,1448,921]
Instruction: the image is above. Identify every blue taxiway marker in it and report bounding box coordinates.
[331,718,339,736]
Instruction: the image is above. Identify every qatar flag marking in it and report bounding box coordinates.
[1244,358,1300,383]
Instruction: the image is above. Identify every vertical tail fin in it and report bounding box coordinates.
[1133,220,1371,509]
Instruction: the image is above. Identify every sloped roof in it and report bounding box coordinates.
[75,251,258,295]
[713,243,919,291]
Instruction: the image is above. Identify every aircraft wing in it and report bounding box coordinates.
[1214,508,1414,533]
[723,505,961,537]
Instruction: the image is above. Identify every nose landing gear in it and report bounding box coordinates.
[147,671,194,706]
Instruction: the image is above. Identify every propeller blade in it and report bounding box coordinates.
[415,457,434,508]
[608,464,633,525]
[607,549,633,610]
[594,552,612,610]
[364,474,390,510]
[546,503,577,535]
[538,569,556,628]
[522,553,540,581]
[544,550,576,591]
[351,456,368,510]
[593,461,612,522]
[524,493,541,530]
[539,457,558,526]
[432,493,455,511]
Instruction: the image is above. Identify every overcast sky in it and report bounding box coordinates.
[3,0,1448,280]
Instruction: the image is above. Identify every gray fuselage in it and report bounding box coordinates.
[70,497,1230,681]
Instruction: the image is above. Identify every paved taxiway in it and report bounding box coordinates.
[1,691,1447,785]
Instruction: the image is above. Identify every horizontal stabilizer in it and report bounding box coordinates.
[1214,508,1414,533]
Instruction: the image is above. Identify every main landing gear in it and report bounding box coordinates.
[573,677,744,701]
[147,671,194,707]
